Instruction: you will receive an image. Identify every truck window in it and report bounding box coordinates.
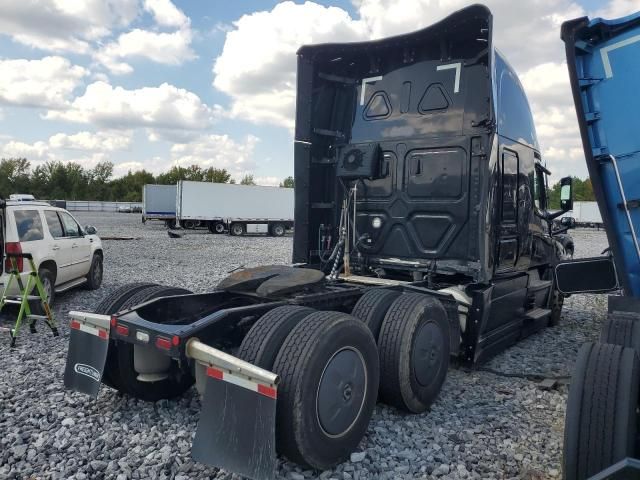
[502,152,518,221]
[44,210,64,238]
[14,210,44,242]
[497,53,538,148]
[59,211,81,237]
[534,164,547,211]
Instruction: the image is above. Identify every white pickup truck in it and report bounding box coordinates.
[0,199,103,305]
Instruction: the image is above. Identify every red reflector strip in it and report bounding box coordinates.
[205,365,277,399]
[257,384,277,399]
[70,319,108,340]
[206,367,224,380]
[116,324,129,336]
[156,337,172,350]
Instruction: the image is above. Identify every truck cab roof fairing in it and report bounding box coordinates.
[294,4,495,143]
[562,12,640,296]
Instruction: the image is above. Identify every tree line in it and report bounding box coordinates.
[0,157,593,206]
[0,158,295,202]
[547,176,594,210]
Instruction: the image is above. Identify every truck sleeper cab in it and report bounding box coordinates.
[63,5,572,480]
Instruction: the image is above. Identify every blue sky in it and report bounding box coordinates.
[0,0,638,185]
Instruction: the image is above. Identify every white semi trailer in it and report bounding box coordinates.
[142,184,177,228]
[570,201,603,228]
[176,180,294,236]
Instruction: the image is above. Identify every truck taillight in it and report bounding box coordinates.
[156,337,172,350]
[5,242,23,272]
[116,324,129,336]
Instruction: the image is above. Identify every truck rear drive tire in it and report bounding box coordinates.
[208,221,225,234]
[563,342,639,480]
[351,288,401,340]
[600,313,640,355]
[230,223,245,236]
[378,293,450,413]
[272,311,379,470]
[270,223,286,237]
[237,305,314,369]
[113,285,195,401]
[94,283,158,389]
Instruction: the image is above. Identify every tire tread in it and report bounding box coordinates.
[237,305,313,368]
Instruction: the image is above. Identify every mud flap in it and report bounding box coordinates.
[187,340,279,480]
[63,312,111,398]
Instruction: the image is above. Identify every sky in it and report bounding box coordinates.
[0,0,639,186]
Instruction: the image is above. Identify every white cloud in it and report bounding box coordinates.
[519,61,585,180]
[0,0,139,53]
[212,0,639,182]
[45,81,214,138]
[0,130,134,173]
[49,130,133,152]
[0,140,52,161]
[144,0,188,27]
[593,0,640,19]
[213,1,368,129]
[254,176,281,187]
[171,134,260,178]
[96,27,196,74]
[0,56,87,109]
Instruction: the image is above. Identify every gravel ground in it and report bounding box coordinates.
[0,214,610,480]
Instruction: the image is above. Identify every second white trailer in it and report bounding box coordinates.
[143,184,177,227]
[176,181,294,235]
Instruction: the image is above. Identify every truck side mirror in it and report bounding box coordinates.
[560,176,573,212]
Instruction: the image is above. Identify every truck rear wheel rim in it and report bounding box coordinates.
[215,223,224,233]
[412,322,444,387]
[232,225,242,235]
[316,346,367,438]
[274,225,284,235]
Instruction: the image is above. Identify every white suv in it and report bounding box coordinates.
[0,200,103,305]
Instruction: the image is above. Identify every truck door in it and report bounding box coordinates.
[496,150,519,271]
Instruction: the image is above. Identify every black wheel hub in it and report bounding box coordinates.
[412,322,444,387]
[316,347,366,437]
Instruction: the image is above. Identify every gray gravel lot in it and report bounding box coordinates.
[0,213,610,479]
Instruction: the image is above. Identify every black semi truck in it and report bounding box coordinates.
[64,5,574,479]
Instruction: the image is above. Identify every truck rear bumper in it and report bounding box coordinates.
[63,309,280,480]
